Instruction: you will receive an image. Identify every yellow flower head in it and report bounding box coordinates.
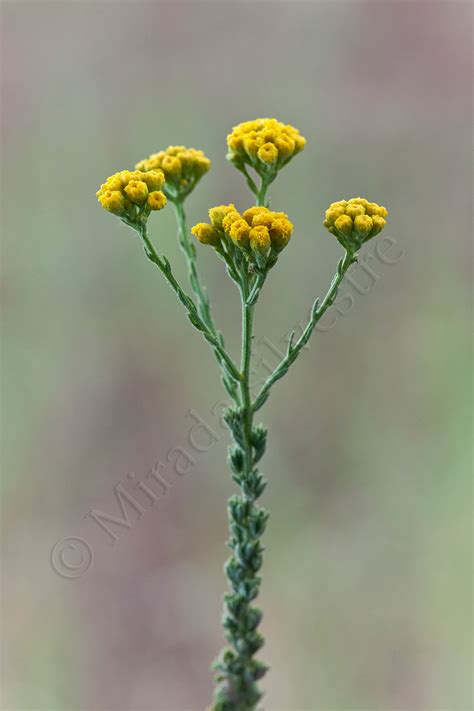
[227,118,306,177]
[136,146,211,200]
[96,169,167,224]
[191,203,293,267]
[323,197,388,250]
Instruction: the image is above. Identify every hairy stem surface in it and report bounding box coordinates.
[172,201,237,397]
[213,273,268,711]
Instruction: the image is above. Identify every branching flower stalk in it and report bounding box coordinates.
[95,118,389,710]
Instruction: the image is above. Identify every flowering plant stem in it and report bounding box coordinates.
[140,197,355,711]
[95,121,389,710]
[162,185,355,710]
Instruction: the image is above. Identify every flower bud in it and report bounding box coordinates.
[209,204,236,229]
[148,191,167,211]
[124,180,149,205]
[222,210,242,233]
[229,219,251,248]
[242,206,269,225]
[142,170,165,192]
[269,217,293,251]
[249,226,271,255]
[334,214,353,237]
[345,204,365,220]
[191,223,220,246]
[353,214,373,240]
[98,190,125,215]
[370,215,386,236]
[257,142,279,164]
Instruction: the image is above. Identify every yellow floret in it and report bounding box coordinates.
[252,211,275,229]
[142,169,166,192]
[124,180,149,205]
[365,202,388,218]
[161,155,182,179]
[353,214,373,239]
[242,206,269,225]
[325,205,346,224]
[294,135,307,152]
[249,225,272,254]
[345,204,366,220]
[148,191,167,211]
[348,197,368,207]
[209,204,236,229]
[193,155,211,176]
[243,134,261,157]
[227,133,244,153]
[103,174,123,191]
[334,215,354,237]
[274,134,296,158]
[257,142,279,164]
[166,145,186,156]
[191,222,220,246]
[121,170,143,186]
[370,215,386,236]
[229,219,251,247]
[270,217,293,251]
[98,190,125,215]
[222,210,242,233]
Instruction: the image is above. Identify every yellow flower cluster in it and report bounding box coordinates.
[136,146,211,199]
[97,170,167,221]
[323,198,388,250]
[191,204,293,259]
[227,118,306,174]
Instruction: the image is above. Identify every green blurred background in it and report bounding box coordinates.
[1,1,472,709]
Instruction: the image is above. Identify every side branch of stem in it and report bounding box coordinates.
[252,249,356,411]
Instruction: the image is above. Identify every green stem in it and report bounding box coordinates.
[136,223,241,385]
[212,270,269,711]
[240,280,255,474]
[238,165,259,198]
[246,273,267,307]
[173,201,237,398]
[257,177,269,207]
[173,201,217,335]
[252,249,357,411]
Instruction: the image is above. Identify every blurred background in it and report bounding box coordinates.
[1,1,472,710]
